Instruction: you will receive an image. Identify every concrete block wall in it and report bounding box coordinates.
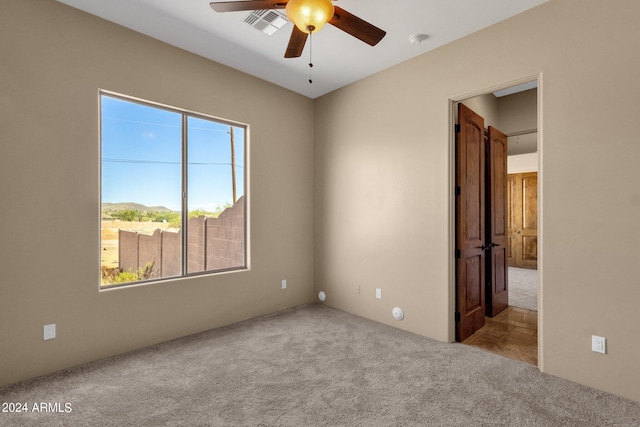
[206,196,245,270]
[118,196,245,280]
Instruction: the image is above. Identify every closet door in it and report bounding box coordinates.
[455,103,486,342]
[507,172,538,269]
[486,126,508,317]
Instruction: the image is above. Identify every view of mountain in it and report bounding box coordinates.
[102,202,175,212]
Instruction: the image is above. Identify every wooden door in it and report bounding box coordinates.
[507,172,538,269]
[486,127,508,316]
[455,103,486,342]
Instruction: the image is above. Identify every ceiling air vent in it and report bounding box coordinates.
[244,10,289,36]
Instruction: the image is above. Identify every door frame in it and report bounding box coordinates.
[448,74,544,369]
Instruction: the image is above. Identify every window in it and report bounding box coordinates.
[100,92,247,287]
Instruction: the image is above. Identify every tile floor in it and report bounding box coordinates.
[463,306,538,365]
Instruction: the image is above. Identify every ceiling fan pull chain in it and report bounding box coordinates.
[308,27,313,84]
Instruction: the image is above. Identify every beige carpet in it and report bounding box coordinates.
[1,304,639,426]
[509,267,538,311]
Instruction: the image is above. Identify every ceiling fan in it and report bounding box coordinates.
[209,0,387,58]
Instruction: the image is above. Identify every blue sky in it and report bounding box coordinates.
[101,95,244,212]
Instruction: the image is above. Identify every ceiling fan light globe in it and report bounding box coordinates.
[285,0,335,34]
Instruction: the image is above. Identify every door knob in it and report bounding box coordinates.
[476,243,500,250]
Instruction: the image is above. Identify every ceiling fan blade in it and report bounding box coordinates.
[210,1,287,13]
[329,6,386,46]
[285,26,308,58]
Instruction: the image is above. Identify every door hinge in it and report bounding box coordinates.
[455,249,461,259]
[454,124,461,133]
[455,312,461,322]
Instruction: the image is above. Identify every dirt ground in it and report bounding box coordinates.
[101,227,120,270]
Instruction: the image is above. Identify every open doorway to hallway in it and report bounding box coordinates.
[454,80,539,365]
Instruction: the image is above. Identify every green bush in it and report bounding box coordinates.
[189,203,232,219]
[113,262,155,284]
[111,209,140,222]
[113,269,139,284]
[103,202,233,227]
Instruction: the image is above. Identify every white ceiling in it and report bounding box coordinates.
[57,0,548,99]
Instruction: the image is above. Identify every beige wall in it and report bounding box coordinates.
[460,93,499,128]
[0,0,314,387]
[3,0,640,405]
[508,153,538,174]
[315,0,640,402]
[498,88,538,135]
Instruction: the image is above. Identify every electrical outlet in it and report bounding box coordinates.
[281,279,287,289]
[44,324,56,340]
[355,285,360,294]
[376,288,382,299]
[592,335,606,354]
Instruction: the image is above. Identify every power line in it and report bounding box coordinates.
[103,158,243,168]
[103,158,178,165]
[103,116,238,133]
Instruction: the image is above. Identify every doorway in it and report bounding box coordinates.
[451,78,540,366]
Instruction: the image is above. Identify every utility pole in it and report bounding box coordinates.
[230,126,237,203]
